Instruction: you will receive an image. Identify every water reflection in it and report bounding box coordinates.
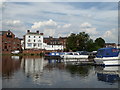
[66,65,92,77]
[45,58,92,77]
[95,66,120,83]
[44,59,66,71]
[21,56,48,79]
[2,56,21,78]
[2,56,120,88]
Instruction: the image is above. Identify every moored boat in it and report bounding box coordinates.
[45,52,62,58]
[94,47,120,66]
[60,52,89,59]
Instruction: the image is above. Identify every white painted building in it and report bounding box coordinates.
[43,43,63,50]
[22,30,64,50]
[21,39,24,50]
[24,30,44,50]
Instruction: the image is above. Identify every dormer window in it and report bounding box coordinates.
[6,32,12,38]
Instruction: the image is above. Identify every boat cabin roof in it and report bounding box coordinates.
[96,47,119,58]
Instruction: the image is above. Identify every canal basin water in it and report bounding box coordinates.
[2,55,120,88]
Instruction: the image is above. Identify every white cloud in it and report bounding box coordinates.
[31,19,57,29]
[80,22,92,28]
[81,27,98,35]
[6,20,21,25]
[63,24,71,28]
[102,28,118,43]
[2,20,27,38]
[57,24,71,29]
[80,22,98,35]
[43,28,55,36]
[2,2,118,43]
[103,31,112,38]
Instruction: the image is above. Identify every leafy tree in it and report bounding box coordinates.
[66,32,91,51]
[66,33,77,51]
[95,37,105,48]
[66,32,105,52]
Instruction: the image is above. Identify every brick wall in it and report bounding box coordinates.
[22,50,63,54]
[1,30,22,54]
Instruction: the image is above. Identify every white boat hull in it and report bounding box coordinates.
[94,57,120,66]
[60,55,89,59]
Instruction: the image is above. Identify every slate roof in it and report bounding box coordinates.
[26,32,40,35]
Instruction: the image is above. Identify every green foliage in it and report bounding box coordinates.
[95,37,105,47]
[66,32,105,52]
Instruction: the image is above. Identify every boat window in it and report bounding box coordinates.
[98,50,104,54]
[51,53,55,55]
[70,53,73,55]
[56,53,59,55]
[74,53,78,55]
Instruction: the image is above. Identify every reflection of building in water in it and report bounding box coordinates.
[21,57,47,78]
[2,56,21,78]
[21,56,51,84]
[95,66,120,83]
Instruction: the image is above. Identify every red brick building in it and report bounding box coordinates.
[44,36,67,49]
[105,43,117,48]
[0,30,22,54]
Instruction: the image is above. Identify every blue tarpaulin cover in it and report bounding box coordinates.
[96,47,120,58]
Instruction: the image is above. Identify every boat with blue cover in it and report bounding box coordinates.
[94,47,120,66]
[45,52,63,58]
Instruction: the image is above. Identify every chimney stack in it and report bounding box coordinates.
[27,30,30,33]
[36,30,39,34]
[40,33,43,35]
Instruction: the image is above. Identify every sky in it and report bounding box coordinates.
[1,2,119,43]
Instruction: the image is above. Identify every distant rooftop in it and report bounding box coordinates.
[26,30,43,35]
[27,32,40,35]
[0,30,11,35]
[44,36,67,39]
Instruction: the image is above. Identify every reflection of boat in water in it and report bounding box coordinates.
[47,59,63,63]
[63,58,89,62]
[94,47,120,66]
[95,66,120,83]
[60,52,89,59]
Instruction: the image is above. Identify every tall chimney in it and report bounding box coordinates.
[27,30,30,33]
[36,30,39,34]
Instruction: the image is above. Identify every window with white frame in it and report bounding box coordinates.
[38,40,41,42]
[27,43,32,47]
[33,43,36,47]
[28,39,30,42]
